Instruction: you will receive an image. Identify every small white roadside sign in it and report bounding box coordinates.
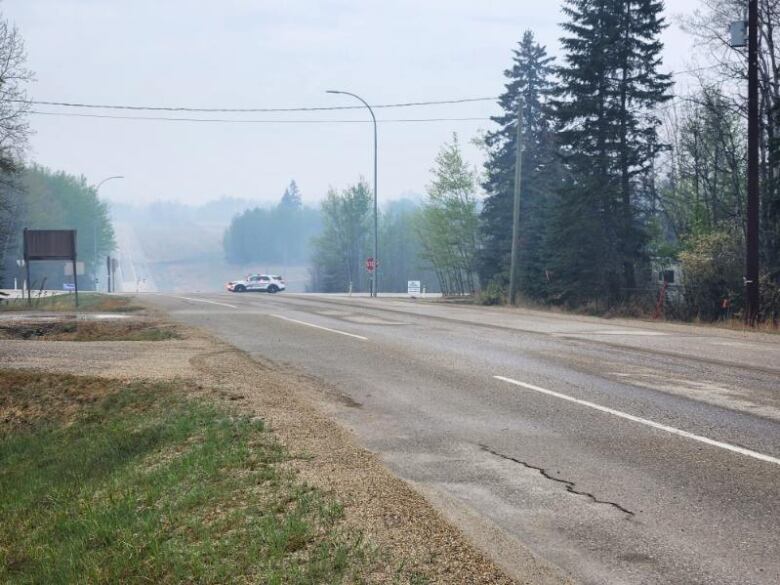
[64,261,85,276]
[407,280,421,296]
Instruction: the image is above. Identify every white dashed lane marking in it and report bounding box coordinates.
[494,375,780,466]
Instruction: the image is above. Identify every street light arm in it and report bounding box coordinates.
[95,175,124,192]
[92,175,123,293]
[326,90,377,124]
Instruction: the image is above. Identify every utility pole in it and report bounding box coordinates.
[508,99,524,305]
[746,0,760,324]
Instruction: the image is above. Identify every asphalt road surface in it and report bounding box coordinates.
[145,292,780,585]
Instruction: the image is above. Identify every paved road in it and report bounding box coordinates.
[113,223,158,293]
[146,292,780,585]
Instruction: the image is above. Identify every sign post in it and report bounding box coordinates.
[111,258,118,293]
[407,280,421,297]
[365,257,375,296]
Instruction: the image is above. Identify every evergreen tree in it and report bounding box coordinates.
[478,31,556,299]
[550,0,672,304]
[280,180,302,210]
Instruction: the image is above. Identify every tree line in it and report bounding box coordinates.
[225,0,779,322]
[224,180,441,293]
[223,181,322,267]
[471,0,777,321]
[1,166,116,290]
[0,13,115,292]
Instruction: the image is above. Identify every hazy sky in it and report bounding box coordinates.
[6,0,703,206]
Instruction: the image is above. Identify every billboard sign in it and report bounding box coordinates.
[24,229,76,261]
[22,228,79,306]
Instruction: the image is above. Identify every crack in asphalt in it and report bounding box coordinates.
[480,445,635,518]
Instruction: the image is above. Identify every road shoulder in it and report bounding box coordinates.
[0,303,563,584]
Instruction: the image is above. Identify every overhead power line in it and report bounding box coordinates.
[30,110,493,124]
[670,64,725,77]
[18,96,498,113]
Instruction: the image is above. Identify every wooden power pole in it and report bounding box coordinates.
[746,0,760,324]
[509,99,524,305]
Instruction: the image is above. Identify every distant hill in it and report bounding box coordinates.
[110,197,310,292]
[110,196,266,226]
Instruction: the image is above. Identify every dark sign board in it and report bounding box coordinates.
[23,229,77,261]
[22,228,79,306]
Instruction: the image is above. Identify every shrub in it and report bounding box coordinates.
[679,230,744,321]
[478,280,505,306]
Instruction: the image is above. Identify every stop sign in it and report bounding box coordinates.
[365,257,375,272]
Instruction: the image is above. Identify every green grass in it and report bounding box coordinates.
[0,374,374,584]
[0,293,143,313]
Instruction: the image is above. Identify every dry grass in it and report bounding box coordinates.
[0,319,178,342]
[0,294,143,313]
[0,370,117,430]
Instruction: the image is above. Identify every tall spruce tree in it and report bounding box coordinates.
[479,31,556,299]
[280,180,302,209]
[550,0,672,304]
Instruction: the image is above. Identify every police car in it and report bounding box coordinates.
[226,274,286,293]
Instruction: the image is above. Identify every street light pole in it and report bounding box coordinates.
[94,175,124,292]
[326,90,379,297]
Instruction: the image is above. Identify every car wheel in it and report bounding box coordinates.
[234,285,246,293]
[267,285,279,294]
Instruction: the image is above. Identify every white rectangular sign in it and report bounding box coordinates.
[407,280,421,295]
[64,261,85,276]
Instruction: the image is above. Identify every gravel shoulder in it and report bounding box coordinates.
[0,305,552,584]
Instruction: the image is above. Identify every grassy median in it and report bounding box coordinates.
[0,371,378,584]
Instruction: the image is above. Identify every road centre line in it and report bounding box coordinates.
[168,295,238,309]
[494,375,780,466]
[271,314,369,341]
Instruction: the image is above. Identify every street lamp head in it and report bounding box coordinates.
[96,175,125,191]
[326,90,343,95]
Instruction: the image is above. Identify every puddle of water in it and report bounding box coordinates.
[0,312,131,322]
[0,314,62,322]
[87,313,132,320]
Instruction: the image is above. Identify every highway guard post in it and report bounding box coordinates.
[23,228,79,306]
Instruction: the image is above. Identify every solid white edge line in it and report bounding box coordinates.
[169,295,238,309]
[271,314,368,341]
[494,375,780,466]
